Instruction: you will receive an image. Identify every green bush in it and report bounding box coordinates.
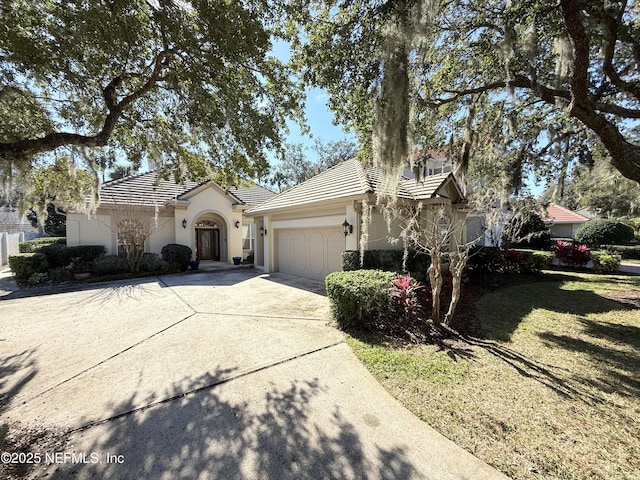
[38,243,68,267]
[341,249,431,281]
[518,249,555,272]
[139,253,167,273]
[342,251,360,271]
[19,237,66,253]
[591,251,621,274]
[52,245,106,269]
[92,255,128,276]
[503,209,551,249]
[575,220,634,248]
[161,243,192,272]
[325,270,397,331]
[603,245,640,260]
[8,253,49,281]
[27,272,49,285]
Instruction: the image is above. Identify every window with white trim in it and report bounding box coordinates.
[242,223,255,251]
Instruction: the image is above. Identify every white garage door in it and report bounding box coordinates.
[277,228,345,281]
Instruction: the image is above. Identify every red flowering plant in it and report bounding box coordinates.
[390,273,426,323]
[553,240,591,268]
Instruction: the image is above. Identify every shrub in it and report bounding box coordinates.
[503,209,551,249]
[603,245,640,260]
[341,249,431,281]
[342,251,360,271]
[27,272,49,285]
[507,249,555,274]
[391,274,427,323]
[38,243,68,268]
[161,243,192,272]
[325,270,397,331]
[575,220,634,248]
[92,255,128,276]
[139,253,167,273]
[553,240,591,268]
[8,253,49,281]
[39,245,107,268]
[591,251,621,274]
[19,237,66,253]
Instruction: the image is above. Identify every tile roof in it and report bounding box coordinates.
[98,171,274,208]
[247,159,457,215]
[546,203,590,224]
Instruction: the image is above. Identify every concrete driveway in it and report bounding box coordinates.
[0,268,507,479]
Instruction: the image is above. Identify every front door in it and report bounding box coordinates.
[197,229,220,261]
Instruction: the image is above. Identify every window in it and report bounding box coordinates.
[242,223,255,251]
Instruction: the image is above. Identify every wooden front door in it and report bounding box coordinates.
[197,229,220,261]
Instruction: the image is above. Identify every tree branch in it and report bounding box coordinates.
[0,50,171,162]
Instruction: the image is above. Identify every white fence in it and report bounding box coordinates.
[0,231,40,267]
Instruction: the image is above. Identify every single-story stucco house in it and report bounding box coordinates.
[66,172,275,263]
[68,159,469,281]
[544,203,590,238]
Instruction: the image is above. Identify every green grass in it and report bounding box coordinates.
[346,271,640,480]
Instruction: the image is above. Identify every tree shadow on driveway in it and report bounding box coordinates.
[43,369,416,479]
[0,348,38,413]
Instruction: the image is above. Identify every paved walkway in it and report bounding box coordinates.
[1,268,508,479]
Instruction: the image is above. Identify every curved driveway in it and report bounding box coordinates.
[0,269,507,479]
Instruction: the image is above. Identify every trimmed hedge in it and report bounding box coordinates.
[19,237,66,253]
[161,243,192,272]
[604,245,640,260]
[591,251,621,274]
[513,249,555,273]
[342,249,431,282]
[575,220,634,248]
[56,245,107,268]
[325,270,397,331]
[9,253,49,281]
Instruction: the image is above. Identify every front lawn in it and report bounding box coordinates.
[346,271,640,480]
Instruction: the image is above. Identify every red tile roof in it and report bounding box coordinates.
[546,204,589,224]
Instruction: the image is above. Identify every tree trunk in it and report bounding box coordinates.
[428,251,442,324]
[444,253,469,325]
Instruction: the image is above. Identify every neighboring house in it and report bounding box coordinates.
[246,158,467,281]
[66,172,275,262]
[545,203,590,238]
[0,208,38,234]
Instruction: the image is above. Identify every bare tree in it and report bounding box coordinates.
[105,205,162,273]
[390,192,499,327]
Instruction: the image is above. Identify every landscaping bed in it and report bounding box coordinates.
[346,270,640,480]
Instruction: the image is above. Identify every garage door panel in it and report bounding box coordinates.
[277,228,343,281]
[291,232,307,272]
[309,232,326,276]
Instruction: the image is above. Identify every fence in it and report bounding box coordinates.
[0,231,40,267]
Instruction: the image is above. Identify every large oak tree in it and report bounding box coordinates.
[290,0,640,190]
[0,0,303,195]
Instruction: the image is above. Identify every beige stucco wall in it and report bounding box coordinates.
[66,213,112,252]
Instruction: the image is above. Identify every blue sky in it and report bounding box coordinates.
[271,40,356,163]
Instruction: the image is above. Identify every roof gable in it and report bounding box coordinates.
[98,171,274,208]
[247,159,465,215]
[546,203,590,224]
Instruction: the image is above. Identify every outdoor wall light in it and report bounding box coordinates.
[235,220,240,228]
[342,219,353,237]
[182,218,187,229]
[259,226,264,236]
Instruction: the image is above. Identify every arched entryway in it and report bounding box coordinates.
[195,215,226,261]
